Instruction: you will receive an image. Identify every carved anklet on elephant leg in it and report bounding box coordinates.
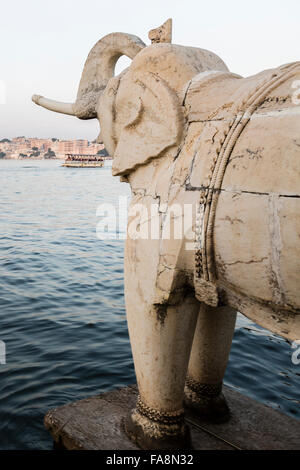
[123,396,191,450]
[184,376,230,423]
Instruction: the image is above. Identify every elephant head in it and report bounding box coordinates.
[32,19,228,176]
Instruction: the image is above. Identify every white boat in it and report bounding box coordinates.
[62,154,104,168]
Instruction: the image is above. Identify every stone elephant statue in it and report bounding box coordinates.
[32,19,300,449]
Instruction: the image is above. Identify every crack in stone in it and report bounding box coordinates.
[219,215,244,225]
[223,256,268,267]
[185,185,300,199]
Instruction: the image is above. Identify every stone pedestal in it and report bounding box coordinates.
[44,385,300,450]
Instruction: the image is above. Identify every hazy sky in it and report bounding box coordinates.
[0,0,299,141]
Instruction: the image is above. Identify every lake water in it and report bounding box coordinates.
[0,160,299,449]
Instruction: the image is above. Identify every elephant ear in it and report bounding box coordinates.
[112,72,184,176]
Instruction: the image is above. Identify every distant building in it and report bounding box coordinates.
[0,137,110,160]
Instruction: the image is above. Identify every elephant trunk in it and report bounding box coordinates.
[32,33,145,120]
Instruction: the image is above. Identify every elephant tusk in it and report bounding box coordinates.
[31,95,76,116]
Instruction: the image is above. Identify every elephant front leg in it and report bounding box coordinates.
[124,291,200,449]
[185,304,237,423]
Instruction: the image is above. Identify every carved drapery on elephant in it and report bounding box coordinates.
[32,19,300,449]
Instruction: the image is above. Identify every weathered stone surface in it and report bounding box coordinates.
[33,19,300,449]
[44,385,300,450]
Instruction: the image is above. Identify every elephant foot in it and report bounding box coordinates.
[123,395,192,450]
[184,376,230,424]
